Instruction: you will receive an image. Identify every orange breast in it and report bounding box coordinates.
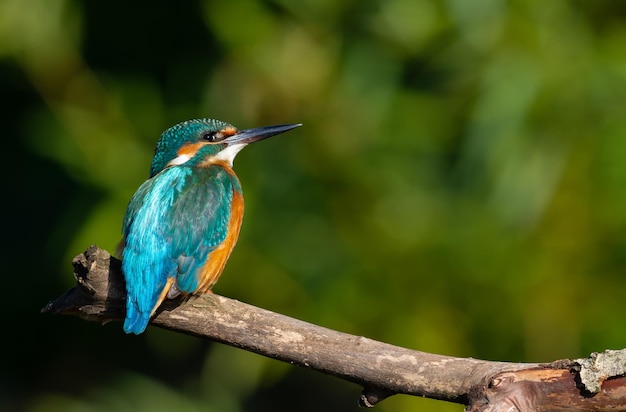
[196,189,244,292]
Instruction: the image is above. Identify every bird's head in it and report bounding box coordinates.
[149,118,301,177]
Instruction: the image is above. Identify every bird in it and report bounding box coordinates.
[119,118,301,334]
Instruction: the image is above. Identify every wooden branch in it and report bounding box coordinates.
[42,246,626,411]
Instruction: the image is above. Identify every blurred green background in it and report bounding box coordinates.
[3,0,626,411]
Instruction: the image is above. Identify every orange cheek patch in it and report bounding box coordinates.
[177,142,206,157]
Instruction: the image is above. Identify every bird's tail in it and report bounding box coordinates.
[123,277,176,334]
[123,306,151,335]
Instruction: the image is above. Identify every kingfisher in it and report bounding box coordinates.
[120,118,301,334]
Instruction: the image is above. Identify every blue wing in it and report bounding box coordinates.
[121,166,239,334]
[166,167,238,292]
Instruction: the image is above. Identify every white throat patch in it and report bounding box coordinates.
[213,143,246,167]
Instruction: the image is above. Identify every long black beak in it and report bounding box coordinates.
[225,123,302,146]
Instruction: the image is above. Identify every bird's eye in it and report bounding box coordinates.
[202,131,224,142]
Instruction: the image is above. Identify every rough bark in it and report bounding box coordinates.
[42,246,626,411]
